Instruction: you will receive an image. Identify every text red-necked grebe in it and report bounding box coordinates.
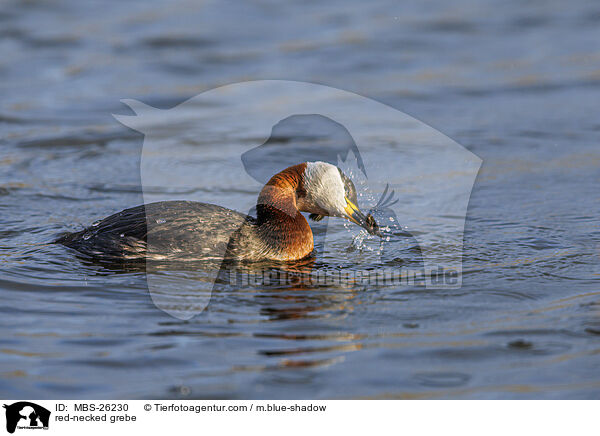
[56,162,380,261]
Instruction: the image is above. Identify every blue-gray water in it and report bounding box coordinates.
[1,0,599,399]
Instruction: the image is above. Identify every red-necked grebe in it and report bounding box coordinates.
[56,162,380,262]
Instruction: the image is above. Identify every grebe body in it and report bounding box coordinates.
[56,162,380,262]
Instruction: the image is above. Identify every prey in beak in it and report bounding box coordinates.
[344,197,382,237]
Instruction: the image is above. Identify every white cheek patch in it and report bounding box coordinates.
[304,161,347,216]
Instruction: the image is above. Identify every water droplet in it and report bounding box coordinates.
[82,233,91,240]
[156,218,166,224]
[120,233,125,238]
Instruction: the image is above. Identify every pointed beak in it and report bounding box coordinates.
[344,197,382,237]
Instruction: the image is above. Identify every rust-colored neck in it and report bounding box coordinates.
[255,163,313,260]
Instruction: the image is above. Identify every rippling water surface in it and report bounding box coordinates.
[1,0,599,399]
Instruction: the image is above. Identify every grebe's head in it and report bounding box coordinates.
[299,161,381,236]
